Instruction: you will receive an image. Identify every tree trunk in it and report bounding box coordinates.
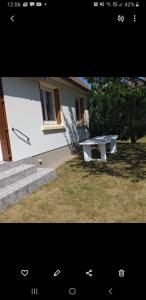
[131,134,136,144]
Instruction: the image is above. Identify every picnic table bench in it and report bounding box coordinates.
[79,135,118,162]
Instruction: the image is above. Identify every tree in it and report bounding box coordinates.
[85,77,146,143]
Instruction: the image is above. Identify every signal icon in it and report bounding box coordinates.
[106,2,111,6]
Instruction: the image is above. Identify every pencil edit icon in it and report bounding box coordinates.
[53,269,61,277]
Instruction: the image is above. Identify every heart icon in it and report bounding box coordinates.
[21,270,29,277]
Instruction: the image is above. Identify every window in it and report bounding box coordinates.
[40,87,61,125]
[75,98,85,123]
[40,90,56,123]
[75,100,80,122]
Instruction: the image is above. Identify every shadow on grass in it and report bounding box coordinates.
[66,142,146,182]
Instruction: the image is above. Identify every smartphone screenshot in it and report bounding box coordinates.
[0,1,146,299]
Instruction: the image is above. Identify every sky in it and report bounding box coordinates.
[79,77,91,86]
[80,77,87,83]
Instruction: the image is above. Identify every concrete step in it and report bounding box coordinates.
[0,157,33,172]
[0,164,37,188]
[0,167,57,211]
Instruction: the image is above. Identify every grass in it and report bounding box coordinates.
[0,137,146,223]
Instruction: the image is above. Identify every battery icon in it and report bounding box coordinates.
[118,269,125,277]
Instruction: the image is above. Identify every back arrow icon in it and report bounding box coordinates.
[10,15,15,22]
[109,288,112,295]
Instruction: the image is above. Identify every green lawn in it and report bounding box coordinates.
[0,137,146,223]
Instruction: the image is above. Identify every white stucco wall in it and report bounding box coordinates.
[2,77,89,161]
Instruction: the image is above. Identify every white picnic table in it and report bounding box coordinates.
[79,135,118,162]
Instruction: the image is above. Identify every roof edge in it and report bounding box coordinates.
[62,77,90,91]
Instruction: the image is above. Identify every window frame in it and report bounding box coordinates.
[75,98,85,124]
[75,99,80,122]
[40,87,57,125]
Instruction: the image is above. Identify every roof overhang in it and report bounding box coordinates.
[62,77,91,92]
[38,77,90,93]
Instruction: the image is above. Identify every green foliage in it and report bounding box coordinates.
[85,77,146,143]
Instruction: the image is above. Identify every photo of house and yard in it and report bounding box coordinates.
[0,77,146,223]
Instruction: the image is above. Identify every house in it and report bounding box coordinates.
[0,77,90,210]
[0,77,90,166]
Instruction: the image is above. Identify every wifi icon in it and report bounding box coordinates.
[106,2,111,6]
